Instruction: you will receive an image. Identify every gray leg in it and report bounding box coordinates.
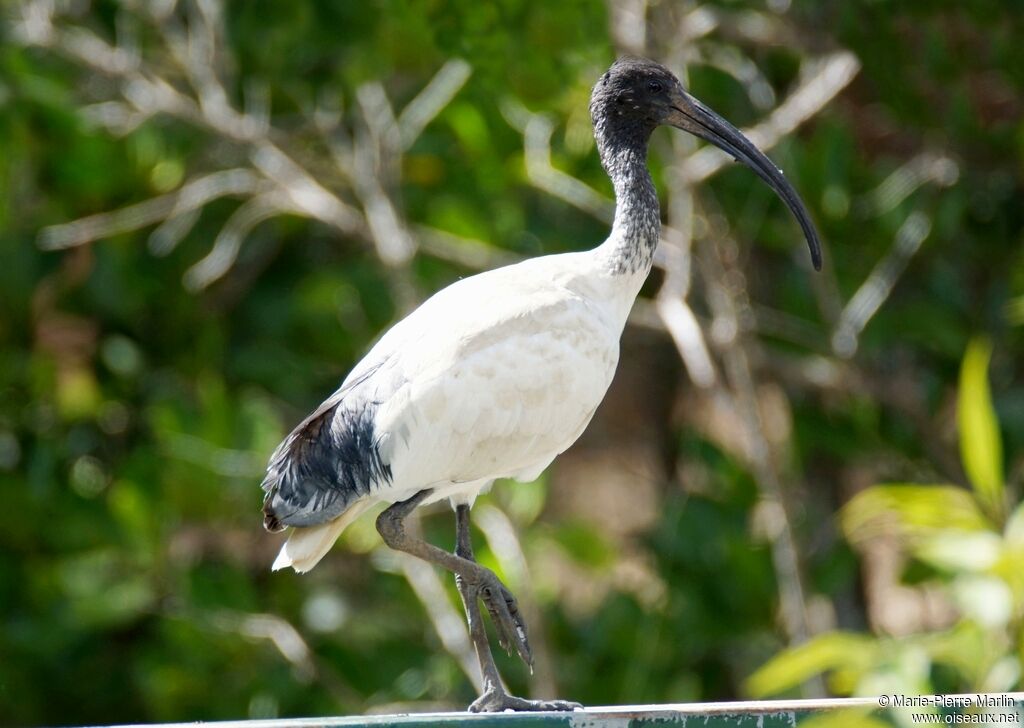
[376,491,531,666]
[454,504,581,713]
[375,492,580,712]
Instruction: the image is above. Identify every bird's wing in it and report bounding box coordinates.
[261,357,396,531]
[262,253,619,531]
[372,269,622,492]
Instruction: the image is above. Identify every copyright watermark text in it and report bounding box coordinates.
[875,694,1021,724]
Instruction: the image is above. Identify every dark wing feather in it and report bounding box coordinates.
[261,361,393,532]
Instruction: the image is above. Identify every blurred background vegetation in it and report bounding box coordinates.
[2,0,1023,725]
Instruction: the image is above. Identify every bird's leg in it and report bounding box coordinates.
[454,504,581,713]
[453,504,508,704]
[375,491,532,666]
[375,492,579,712]
[454,504,531,666]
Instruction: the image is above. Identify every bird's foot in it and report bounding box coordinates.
[475,571,532,667]
[469,688,582,713]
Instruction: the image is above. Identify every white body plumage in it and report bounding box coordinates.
[271,241,650,573]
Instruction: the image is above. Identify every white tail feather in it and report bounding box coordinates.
[271,500,373,573]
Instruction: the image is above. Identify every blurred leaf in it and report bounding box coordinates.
[951,574,1013,628]
[923,622,991,686]
[446,101,490,156]
[911,531,1001,573]
[57,368,102,420]
[1003,501,1024,546]
[980,656,1022,693]
[852,643,932,702]
[497,474,547,526]
[57,549,155,628]
[1005,295,1024,327]
[958,338,1005,519]
[550,520,616,569]
[841,485,991,546]
[745,632,876,698]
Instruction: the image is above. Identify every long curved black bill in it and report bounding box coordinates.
[668,93,823,271]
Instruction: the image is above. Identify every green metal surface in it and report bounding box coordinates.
[103,696,1024,728]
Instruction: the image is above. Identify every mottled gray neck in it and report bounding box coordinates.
[594,126,660,276]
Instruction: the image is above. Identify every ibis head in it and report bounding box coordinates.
[591,57,823,271]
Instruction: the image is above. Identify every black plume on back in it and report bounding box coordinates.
[261,363,392,532]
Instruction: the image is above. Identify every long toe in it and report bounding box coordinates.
[524,699,583,712]
[480,579,532,667]
[469,691,582,713]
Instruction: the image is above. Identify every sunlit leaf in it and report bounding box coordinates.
[952,574,1013,628]
[981,656,1022,693]
[854,643,933,703]
[841,484,991,546]
[912,530,1002,573]
[992,547,1024,608]
[746,632,876,698]
[57,367,102,420]
[923,621,990,685]
[1004,502,1024,546]
[446,101,490,156]
[497,473,547,526]
[958,338,1004,519]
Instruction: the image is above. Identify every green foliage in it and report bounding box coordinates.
[751,340,1023,699]
[958,339,1005,519]
[841,485,992,543]
[747,632,877,698]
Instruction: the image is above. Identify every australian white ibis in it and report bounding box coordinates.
[261,57,822,712]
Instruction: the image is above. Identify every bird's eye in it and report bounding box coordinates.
[648,81,663,93]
